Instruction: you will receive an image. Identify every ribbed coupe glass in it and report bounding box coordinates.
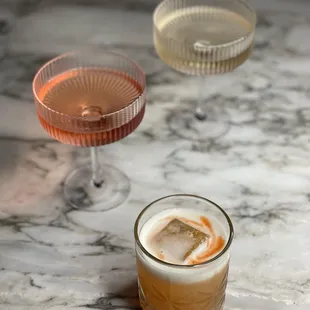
[33,50,146,211]
[154,0,256,141]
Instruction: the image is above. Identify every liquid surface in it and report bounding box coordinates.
[154,6,254,74]
[38,68,142,117]
[140,208,227,265]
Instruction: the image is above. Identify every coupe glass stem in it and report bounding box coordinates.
[90,147,104,188]
[195,76,207,121]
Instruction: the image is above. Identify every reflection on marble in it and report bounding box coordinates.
[1,1,310,309]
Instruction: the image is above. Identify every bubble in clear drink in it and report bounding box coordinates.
[193,40,212,52]
[150,219,209,263]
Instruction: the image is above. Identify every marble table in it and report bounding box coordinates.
[1,0,310,309]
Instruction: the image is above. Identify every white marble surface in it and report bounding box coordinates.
[1,0,310,309]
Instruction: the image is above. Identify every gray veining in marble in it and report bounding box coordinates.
[1,0,310,309]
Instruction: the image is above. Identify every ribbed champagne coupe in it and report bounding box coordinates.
[153,0,256,141]
[33,50,146,211]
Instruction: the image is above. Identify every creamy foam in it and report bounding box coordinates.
[141,208,226,264]
[138,208,230,283]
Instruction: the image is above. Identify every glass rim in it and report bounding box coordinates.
[134,193,234,269]
[153,0,257,50]
[32,49,146,121]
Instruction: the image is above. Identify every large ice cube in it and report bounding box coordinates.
[150,219,209,264]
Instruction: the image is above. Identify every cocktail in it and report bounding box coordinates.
[135,194,234,310]
[33,50,146,210]
[153,0,256,141]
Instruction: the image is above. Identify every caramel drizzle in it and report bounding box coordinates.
[188,216,225,265]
